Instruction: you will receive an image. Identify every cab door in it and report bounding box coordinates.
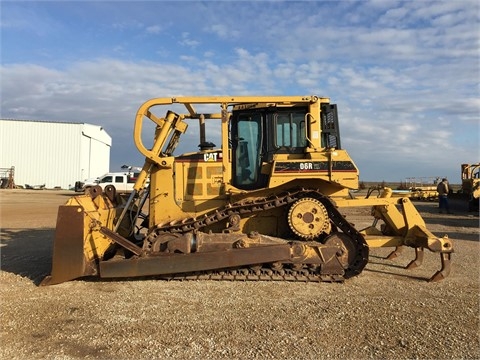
[231,111,266,190]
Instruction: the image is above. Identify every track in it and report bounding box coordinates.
[141,188,369,282]
[159,267,344,282]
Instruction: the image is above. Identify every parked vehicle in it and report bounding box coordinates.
[83,171,141,194]
[25,184,46,190]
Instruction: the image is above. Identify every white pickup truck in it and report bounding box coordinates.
[82,171,142,194]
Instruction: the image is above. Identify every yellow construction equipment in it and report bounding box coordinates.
[41,96,453,286]
[408,186,438,201]
[461,163,480,211]
[403,177,440,201]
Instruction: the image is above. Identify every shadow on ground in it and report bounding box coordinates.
[0,228,54,285]
[412,198,479,242]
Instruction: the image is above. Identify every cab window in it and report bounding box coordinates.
[274,112,306,149]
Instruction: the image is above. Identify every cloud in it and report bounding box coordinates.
[145,25,162,34]
[204,24,240,39]
[179,32,200,48]
[2,50,476,181]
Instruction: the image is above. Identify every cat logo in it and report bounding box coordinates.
[204,153,218,162]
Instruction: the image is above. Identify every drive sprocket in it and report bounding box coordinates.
[287,197,331,239]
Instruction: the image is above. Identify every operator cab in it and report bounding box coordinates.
[230,103,341,190]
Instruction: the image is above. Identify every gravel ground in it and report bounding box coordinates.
[1,190,479,359]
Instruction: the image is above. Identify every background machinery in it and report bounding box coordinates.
[404,176,440,201]
[461,163,480,212]
[41,96,453,286]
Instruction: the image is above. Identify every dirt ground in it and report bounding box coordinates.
[0,189,479,359]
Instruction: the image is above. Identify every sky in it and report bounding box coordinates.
[1,0,479,184]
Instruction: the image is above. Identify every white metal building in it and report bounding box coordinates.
[0,119,111,189]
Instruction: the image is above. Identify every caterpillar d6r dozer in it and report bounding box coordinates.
[41,96,453,286]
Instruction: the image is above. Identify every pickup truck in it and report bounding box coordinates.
[82,172,142,194]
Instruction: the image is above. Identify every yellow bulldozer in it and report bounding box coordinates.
[461,163,480,212]
[41,96,453,286]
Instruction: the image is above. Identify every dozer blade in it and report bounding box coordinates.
[40,205,97,286]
